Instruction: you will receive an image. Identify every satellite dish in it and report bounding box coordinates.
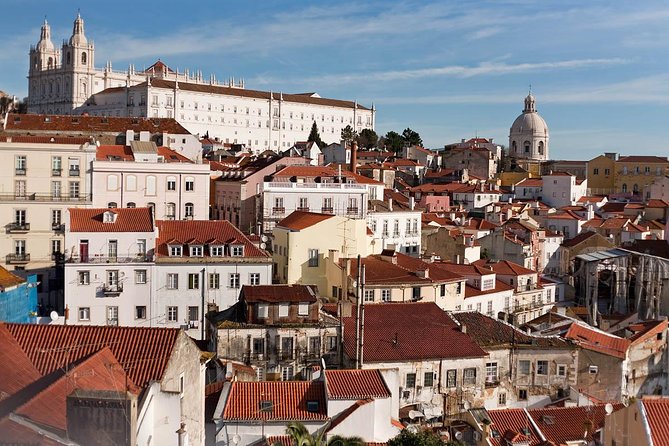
[49,311,59,322]
[261,235,269,242]
[260,243,266,249]
[406,424,419,434]
[605,403,614,415]
[455,431,463,441]
[232,434,241,445]
[408,410,424,420]
[463,401,471,410]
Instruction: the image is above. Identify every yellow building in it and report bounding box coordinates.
[614,155,669,198]
[586,154,616,195]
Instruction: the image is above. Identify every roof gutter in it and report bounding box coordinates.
[639,400,654,446]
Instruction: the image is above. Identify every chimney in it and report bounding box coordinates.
[350,140,358,174]
[461,325,467,333]
[587,204,595,221]
[416,268,429,279]
[409,196,415,210]
[388,198,393,211]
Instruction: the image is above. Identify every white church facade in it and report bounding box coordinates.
[27,15,376,152]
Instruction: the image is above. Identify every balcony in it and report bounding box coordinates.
[68,168,80,177]
[67,254,153,264]
[297,206,310,212]
[321,207,334,214]
[15,168,26,176]
[51,252,65,262]
[0,193,91,203]
[346,207,359,215]
[7,222,30,233]
[272,207,285,215]
[6,253,30,264]
[100,283,123,296]
[52,223,64,232]
[280,351,294,360]
[52,168,62,177]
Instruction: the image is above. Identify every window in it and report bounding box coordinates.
[327,335,338,352]
[69,158,80,176]
[406,373,416,388]
[589,365,598,375]
[229,273,240,288]
[279,303,289,317]
[381,289,391,302]
[106,175,118,191]
[308,249,319,267]
[424,372,434,387]
[106,306,118,326]
[135,270,147,284]
[486,362,498,382]
[188,306,199,322]
[518,389,528,400]
[188,273,200,289]
[78,307,90,321]
[185,177,195,191]
[108,240,118,259]
[209,273,220,289]
[166,177,176,191]
[231,245,244,257]
[170,245,182,256]
[167,273,179,289]
[69,181,80,198]
[557,364,567,377]
[298,197,309,210]
[135,306,146,319]
[51,239,61,255]
[51,181,61,198]
[446,369,457,387]
[439,284,446,297]
[190,245,203,257]
[364,289,375,302]
[259,400,273,412]
[52,156,62,175]
[463,368,477,385]
[487,301,493,316]
[537,360,549,376]
[249,273,260,285]
[15,155,27,175]
[257,303,268,318]
[298,302,309,316]
[211,246,224,256]
[14,180,26,198]
[282,366,294,381]
[78,271,90,285]
[498,392,507,406]
[185,203,194,218]
[167,306,178,322]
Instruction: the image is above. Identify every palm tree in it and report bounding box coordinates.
[277,422,364,446]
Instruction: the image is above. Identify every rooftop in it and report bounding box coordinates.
[5,113,191,134]
[324,369,392,400]
[276,211,335,231]
[69,207,154,233]
[241,284,318,303]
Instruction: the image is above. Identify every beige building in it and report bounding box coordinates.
[0,135,96,307]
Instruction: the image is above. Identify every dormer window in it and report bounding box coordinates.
[259,400,273,412]
[210,245,224,256]
[190,245,203,257]
[306,401,319,412]
[230,245,244,257]
[169,245,183,256]
[103,211,117,223]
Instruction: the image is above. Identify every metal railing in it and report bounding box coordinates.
[7,222,30,232]
[100,283,123,295]
[0,193,91,203]
[67,254,153,264]
[6,253,30,264]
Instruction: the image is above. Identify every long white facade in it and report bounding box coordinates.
[27,15,375,152]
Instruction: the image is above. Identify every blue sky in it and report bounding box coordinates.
[1,0,669,159]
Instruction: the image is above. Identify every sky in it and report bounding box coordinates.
[1,0,669,159]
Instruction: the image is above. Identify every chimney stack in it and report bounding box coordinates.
[388,198,393,211]
[350,140,358,175]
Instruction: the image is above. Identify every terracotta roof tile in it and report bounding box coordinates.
[2,323,181,388]
[642,398,669,446]
[5,113,191,134]
[272,165,383,185]
[0,266,25,290]
[561,231,603,248]
[488,408,542,446]
[155,220,269,258]
[276,211,335,231]
[479,259,536,276]
[222,381,327,421]
[529,405,622,445]
[69,207,154,233]
[564,323,630,359]
[0,324,41,398]
[0,135,91,145]
[241,285,317,303]
[342,302,487,362]
[617,155,668,163]
[96,144,134,161]
[324,369,391,399]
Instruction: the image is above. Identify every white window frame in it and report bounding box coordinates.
[278,303,289,318]
[78,307,90,321]
[298,302,309,316]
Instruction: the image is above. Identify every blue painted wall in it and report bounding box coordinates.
[0,274,38,323]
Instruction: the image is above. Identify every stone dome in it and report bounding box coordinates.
[36,20,55,52]
[508,93,549,160]
[510,109,549,137]
[69,14,88,46]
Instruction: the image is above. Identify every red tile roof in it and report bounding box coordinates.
[324,369,391,400]
[349,254,463,287]
[69,207,154,233]
[2,323,181,388]
[478,259,536,276]
[529,405,621,445]
[0,324,41,398]
[617,155,668,163]
[157,146,194,163]
[5,113,191,135]
[516,178,543,187]
[155,220,269,258]
[222,381,327,421]
[0,266,25,290]
[272,165,383,185]
[646,199,669,208]
[641,398,669,446]
[276,211,335,231]
[561,231,609,248]
[325,398,373,432]
[488,408,542,446]
[0,135,92,145]
[342,302,487,362]
[96,144,135,161]
[241,284,317,303]
[564,323,630,359]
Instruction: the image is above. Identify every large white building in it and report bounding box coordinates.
[509,92,549,161]
[63,208,272,338]
[27,15,376,152]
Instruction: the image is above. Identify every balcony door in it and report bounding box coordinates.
[79,240,89,262]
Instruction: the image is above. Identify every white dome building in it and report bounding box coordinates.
[509,93,549,161]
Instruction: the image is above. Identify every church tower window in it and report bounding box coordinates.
[67,52,71,65]
[81,52,87,65]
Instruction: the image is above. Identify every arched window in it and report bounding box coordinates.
[126,202,136,208]
[622,183,628,193]
[511,141,517,154]
[633,184,639,193]
[108,202,117,208]
[185,203,194,218]
[106,174,118,191]
[47,57,53,69]
[126,174,137,191]
[147,202,155,213]
[33,56,38,69]
[538,141,544,155]
[166,202,176,219]
[81,81,87,97]
[145,175,156,196]
[523,141,531,153]
[81,52,87,65]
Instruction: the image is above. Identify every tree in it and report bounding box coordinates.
[383,131,405,154]
[308,121,325,148]
[340,125,357,143]
[387,428,464,446]
[278,422,364,446]
[356,128,378,149]
[402,128,423,147]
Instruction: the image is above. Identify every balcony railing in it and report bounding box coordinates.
[265,182,367,191]
[346,207,359,215]
[272,207,285,215]
[321,207,334,214]
[6,253,30,264]
[0,193,91,203]
[297,206,310,212]
[67,254,153,264]
[52,168,62,177]
[15,168,26,176]
[7,222,30,233]
[69,168,80,177]
[52,223,64,232]
[100,283,123,296]
[280,351,294,360]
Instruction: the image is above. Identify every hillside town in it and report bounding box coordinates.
[2,12,669,446]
